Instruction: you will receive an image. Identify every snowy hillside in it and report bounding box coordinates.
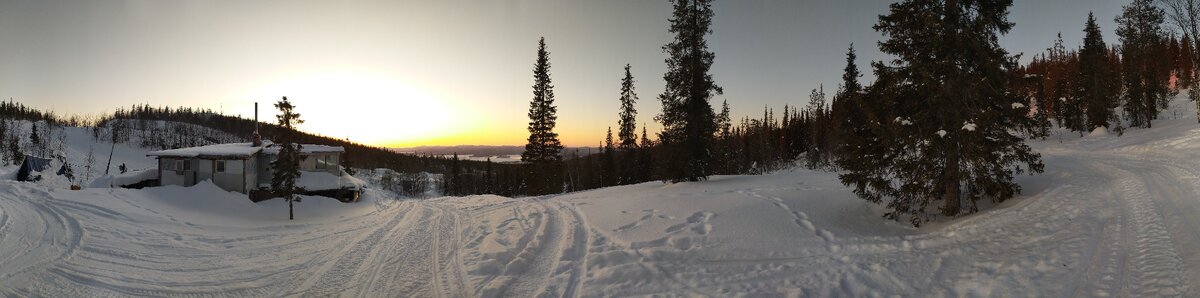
[2,95,1200,296]
[3,119,245,185]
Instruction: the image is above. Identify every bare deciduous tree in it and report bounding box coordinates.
[1159,0,1200,120]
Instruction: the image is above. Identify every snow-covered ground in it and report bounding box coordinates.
[3,95,1200,296]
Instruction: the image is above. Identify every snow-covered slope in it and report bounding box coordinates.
[2,95,1200,296]
[6,119,242,185]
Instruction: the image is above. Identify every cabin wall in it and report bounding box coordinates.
[159,158,186,186]
[159,158,196,187]
[269,152,342,175]
[254,151,344,190]
[299,154,318,171]
[257,154,273,188]
[159,157,250,193]
[245,156,258,192]
[197,159,213,183]
[211,159,245,193]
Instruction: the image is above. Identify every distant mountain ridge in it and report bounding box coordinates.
[393,145,596,157]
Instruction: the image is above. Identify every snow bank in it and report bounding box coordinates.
[296,171,366,191]
[89,169,158,188]
[0,165,16,181]
[120,180,384,225]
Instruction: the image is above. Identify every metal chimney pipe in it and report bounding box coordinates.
[252,102,263,146]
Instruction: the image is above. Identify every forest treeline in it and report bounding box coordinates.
[513,0,1200,226]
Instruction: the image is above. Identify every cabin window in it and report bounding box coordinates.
[163,159,189,173]
[328,155,338,169]
[315,154,333,170]
[216,160,226,173]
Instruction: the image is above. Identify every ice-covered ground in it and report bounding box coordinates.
[3,95,1200,296]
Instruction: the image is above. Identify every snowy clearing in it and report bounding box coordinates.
[3,98,1200,296]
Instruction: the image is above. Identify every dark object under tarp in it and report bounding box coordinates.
[57,162,74,182]
[17,156,52,182]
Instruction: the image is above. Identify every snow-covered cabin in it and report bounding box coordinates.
[148,142,348,195]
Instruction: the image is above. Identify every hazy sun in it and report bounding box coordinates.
[245,72,454,147]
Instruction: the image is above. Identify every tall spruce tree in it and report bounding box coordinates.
[521,37,564,194]
[638,126,655,181]
[716,100,732,138]
[449,153,462,196]
[840,0,1044,226]
[656,0,722,182]
[29,123,41,157]
[271,96,304,220]
[1117,0,1172,128]
[1050,33,1087,133]
[618,64,639,150]
[1078,12,1122,131]
[805,86,828,168]
[602,127,617,187]
[617,64,640,184]
[836,44,863,100]
[1170,34,1183,86]
[9,133,22,164]
[832,44,862,163]
[0,120,6,165]
[1183,34,1197,89]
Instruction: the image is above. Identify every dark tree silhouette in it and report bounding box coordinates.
[839,0,1044,226]
[1118,0,1172,128]
[1077,12,1122,132]
[271,96,305,220]
[521,37,564,195]
[656,0,723,182]
[617,64,640,184]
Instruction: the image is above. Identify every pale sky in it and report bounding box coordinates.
[1,0,1126,147]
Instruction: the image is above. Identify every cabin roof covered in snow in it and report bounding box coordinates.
[262,144,345,155]
[148,142,344,158]
[148,143,264,158]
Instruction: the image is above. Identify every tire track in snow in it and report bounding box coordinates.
[1070,186,1127,298]
[0,183,85,292]
[430,204,472,298]
[490,201,568,297]
[286,200,419,296]
[1095,159,1188,297]
[561,202,591,298]
[350,201,426,297]
[473,203,548,296]
[361,205,439,296]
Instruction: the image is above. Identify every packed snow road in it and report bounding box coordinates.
[4,120,1200,296]
[0,181,598,297]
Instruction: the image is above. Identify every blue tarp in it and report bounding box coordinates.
[17,156,52,182]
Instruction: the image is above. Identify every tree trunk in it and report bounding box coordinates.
[941,149,961,216]
[1147,93,1154,128]
[289,197,294,220]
